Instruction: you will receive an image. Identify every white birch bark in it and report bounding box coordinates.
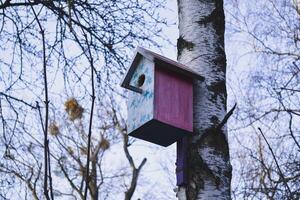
[177,0,231,199]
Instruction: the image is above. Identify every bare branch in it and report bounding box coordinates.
[28,3,53,199]
[123,133,147,200]
[258,127,292,196]
[217,103,237,129]
[0,92,37,109]
[82,33,96,200]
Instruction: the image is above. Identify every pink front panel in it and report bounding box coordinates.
[154,66,193,132]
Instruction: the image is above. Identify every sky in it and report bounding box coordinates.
[0,0,281,199]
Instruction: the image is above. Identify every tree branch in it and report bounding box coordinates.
[217,103,237,129]
[0,92,37,109]
[258,127,292,197]
[0,0,54,9]
[82,33,96,200]
[123,133,147,200]
[29,2,53,199]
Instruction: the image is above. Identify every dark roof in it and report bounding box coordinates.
[121,47,204,91]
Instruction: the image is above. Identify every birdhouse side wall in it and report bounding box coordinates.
[127,57,155,133]
[154,65,193,132]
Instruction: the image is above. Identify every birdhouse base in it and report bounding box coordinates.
[129,119,192,147]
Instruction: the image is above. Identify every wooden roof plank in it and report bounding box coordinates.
[121,47,205,90]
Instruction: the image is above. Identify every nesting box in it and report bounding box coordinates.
[121,47,204,146]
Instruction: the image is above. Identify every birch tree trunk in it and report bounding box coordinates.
[177,0,231,199]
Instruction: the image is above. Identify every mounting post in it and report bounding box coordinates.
[176,136,188,186]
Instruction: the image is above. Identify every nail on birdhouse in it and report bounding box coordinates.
[121,47,204,147]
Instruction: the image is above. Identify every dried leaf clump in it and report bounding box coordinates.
[79,166,86,176]
[99,137,110,150]
[67,146,74,155]
[49,123,59,136]
[65,98,84,121]
[80,146,88,155]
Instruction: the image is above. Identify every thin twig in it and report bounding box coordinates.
[288,114,300,150]
[29,2,53,199]
[36,102,45,134]
[47,142,54,200]
[82,33,96,200]
[258,127,292,196]
[0,92,37,109]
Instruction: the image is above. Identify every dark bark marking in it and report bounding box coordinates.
[187,141,213,200]
[214,46,226,66]
[200,127,230,160]
[207,80,226,105]
[197,0,225,36]
[210,115,220,126]
[187,126,232,199]
[177,36,195,58]
[200,127,232,190]
[197,0,226,76]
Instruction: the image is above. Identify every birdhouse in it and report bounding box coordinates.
[121,47,204,146]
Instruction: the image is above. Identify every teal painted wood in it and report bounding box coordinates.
[127,57,154,132]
